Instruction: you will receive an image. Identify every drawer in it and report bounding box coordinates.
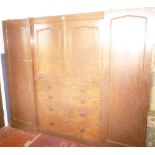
[37,82,103,101]
[62,83,102,98]
[38,114,71,136]
[37,94,103,111]
[37,92,60,101]
[80,123,101,142]
[38,97,101,124]
[75,74,100,84]
[64,106,101,124]
[47,83,103,98]
[38,113,101,142]
[37,80,63,99]
[83,85,103,98]
[65,97,102,110]
[35,72,65,82]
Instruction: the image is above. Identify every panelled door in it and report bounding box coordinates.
[3,19,36,130]
[103,9,152,146]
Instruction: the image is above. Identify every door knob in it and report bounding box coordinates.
[80,128,85,133]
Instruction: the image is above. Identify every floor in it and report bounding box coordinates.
[0,127,87,147]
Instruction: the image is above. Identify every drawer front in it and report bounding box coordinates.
[37,80,104,99]
[38,98,101,124]
[35,72,65,82]
[60,83,102,98]
[37,95,102,110]
[38,112,101,142]
[63,96,103,111]
[68,73,101,84]
[37,79,102,142]
[36,80,62,98]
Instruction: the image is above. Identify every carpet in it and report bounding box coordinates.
[29,134,88,147]
[0,127,36,147]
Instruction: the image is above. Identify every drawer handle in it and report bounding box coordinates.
[48,85,52,89]
[49,107,53,111]
[80,128,85,133]
[80,112,85,117]
[80,100,85,104]
[48,95,53,99]
[35,75,44,80]
[49,122,54,126]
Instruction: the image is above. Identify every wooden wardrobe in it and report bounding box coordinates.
[3,8,153,146]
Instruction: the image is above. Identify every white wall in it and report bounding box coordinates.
[1,0,155,126]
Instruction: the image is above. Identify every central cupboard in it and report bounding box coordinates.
[3,9,152,146]
[33,14,106,145]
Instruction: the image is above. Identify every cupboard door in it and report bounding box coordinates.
[67,19,106,84]
[33,21,64,81]
[105,10,151,146]
[3,20,36,130]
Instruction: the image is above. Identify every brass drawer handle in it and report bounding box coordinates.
[80,128,85,133]
[48,85,52,89]
[48,95,53,99]
[35,75,44,80]
[49,122,54,126]
[49,107,53,111]
[80,112,85,117]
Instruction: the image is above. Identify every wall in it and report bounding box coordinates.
[150,46,155,111]
[0,0,155,126]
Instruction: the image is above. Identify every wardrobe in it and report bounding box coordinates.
[3,8,153,146]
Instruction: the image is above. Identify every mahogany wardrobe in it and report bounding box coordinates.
[3,8,154,146]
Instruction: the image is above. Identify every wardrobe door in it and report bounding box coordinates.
[66,17,106,144]
[104,9,151,146]
[32,20,64,79]
[3,19,36,131]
